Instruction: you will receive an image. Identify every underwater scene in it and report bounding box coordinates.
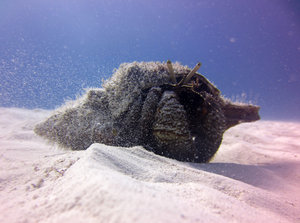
[0,0,300,222]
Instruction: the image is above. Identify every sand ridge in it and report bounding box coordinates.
[0,108,299,223]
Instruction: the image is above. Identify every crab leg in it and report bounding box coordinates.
[183,62,202,84]
[167,60,177,84]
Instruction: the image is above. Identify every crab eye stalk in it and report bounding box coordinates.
[167,60,177,84]
[182,62,202,85]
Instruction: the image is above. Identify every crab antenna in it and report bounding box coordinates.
[167,60,177,84]
[183,62,202,84]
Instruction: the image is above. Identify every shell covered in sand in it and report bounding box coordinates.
[35,61,260,163]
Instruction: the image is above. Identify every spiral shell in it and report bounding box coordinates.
[35,61,260,163]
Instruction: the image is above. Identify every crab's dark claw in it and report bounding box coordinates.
[223,102,260,129]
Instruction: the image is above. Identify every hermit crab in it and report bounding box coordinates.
[35,61,260,163]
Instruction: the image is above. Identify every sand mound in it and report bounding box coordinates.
[0,108,299,222]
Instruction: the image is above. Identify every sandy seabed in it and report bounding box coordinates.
[0,107,299,223]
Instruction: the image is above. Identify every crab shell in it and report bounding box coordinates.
[34,61,260,163]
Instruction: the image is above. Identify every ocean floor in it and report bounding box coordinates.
[0,107,299,223]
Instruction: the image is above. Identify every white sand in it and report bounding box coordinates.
[0,107,299,223]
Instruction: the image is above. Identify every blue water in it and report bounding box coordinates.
[0,0,299,120]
